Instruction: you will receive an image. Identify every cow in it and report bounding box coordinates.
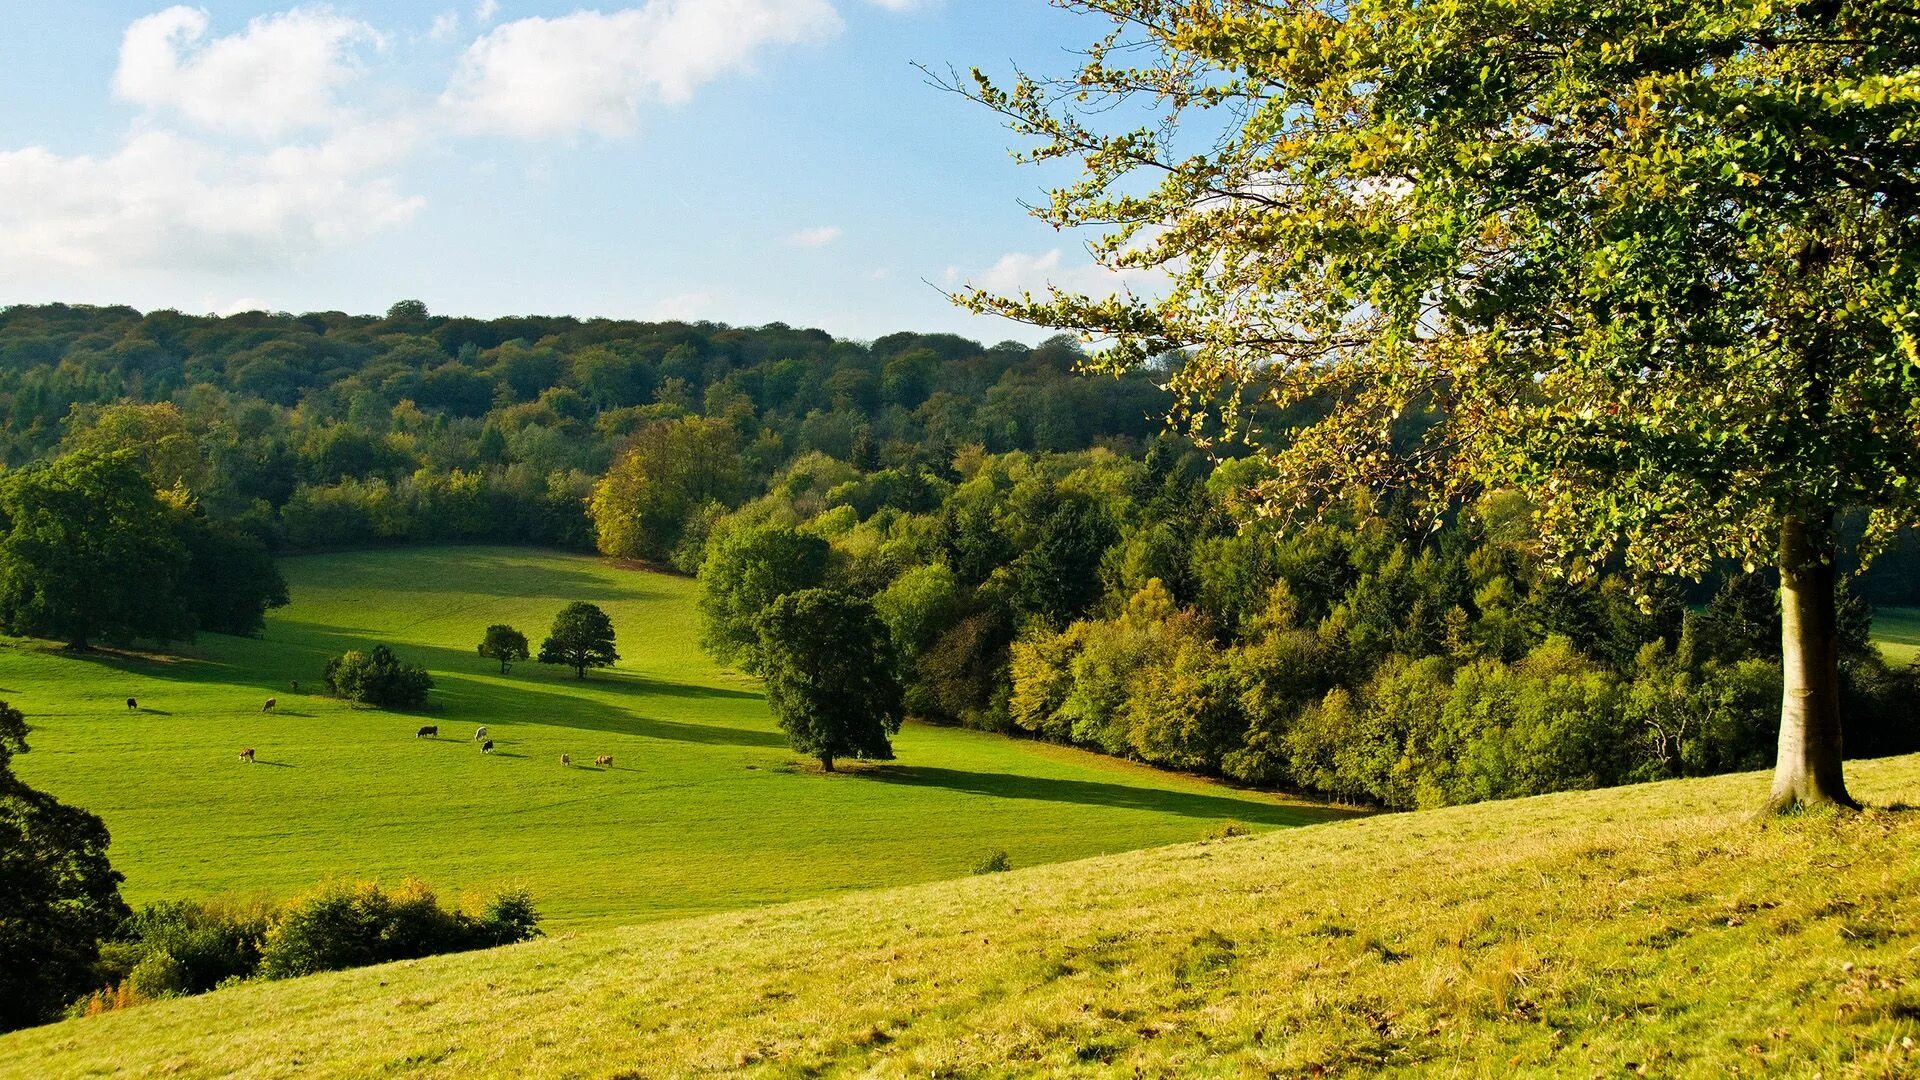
[560,753,571,767]
[238,747,255,763]
[481,740,495,754]
[474,726,488,741]
[416,725,438,738]
[126,698,137,711]
[262,698,277,712]
[595,754,613,768]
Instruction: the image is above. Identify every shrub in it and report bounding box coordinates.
[98,897,272,999]
[972,850,1012,874]
[322,645,433,708]
[258,879,540,980]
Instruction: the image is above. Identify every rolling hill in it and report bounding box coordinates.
[3,754,1917,1077]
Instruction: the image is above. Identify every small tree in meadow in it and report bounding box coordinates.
[756,589,903,772]
[539,602,618,679]
[478,624,530,674]
[323,646,433,709]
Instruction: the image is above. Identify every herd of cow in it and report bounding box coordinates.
[187,696,615,770]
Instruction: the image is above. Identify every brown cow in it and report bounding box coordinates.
[480,740,495,754]
[238,748,255,763]
[262,698,277,712]
[126,698,138,711]
[560,753,571,767]
[595,754,613,768]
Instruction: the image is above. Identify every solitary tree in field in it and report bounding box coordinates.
[0,701,129,1031]
[539,602,619,679]
[954,0,1920,811]
[479,624,531,674]
[756,589,903,772]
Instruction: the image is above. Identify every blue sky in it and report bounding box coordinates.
[0,2,1128,342]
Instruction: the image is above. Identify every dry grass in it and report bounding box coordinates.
[8,755,1920,1078]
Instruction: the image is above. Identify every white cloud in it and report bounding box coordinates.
[865,0,931,9]
[443,0,842,138]
[475,0,501,22]
[966,248,1155,297]
[429,10,461,43]
[788,225,841,247]
[114,5,382,139]
[0,129,423,277]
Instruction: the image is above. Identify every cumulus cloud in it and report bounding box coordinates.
[788,225,841,247]
[443,0,842,138]
[114,5,382,139]
[965,248,1156,297]
[0,128,423,276]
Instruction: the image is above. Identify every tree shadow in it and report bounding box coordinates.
[861,764,1348,827]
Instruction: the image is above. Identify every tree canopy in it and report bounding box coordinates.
[479,625,531,674]
[955,0,1920,811]
[539,602,619,679]
[756,589,904,771]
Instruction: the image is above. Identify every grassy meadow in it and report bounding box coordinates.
[2,545,1343,928]
[1875,606,1920,666]
[6,753,1919,1077]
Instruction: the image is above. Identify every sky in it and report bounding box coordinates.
[0,1,1136,343]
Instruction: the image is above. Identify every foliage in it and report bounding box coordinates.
[696,523,830,674]
[538,602,619,679]
[322,646,434,709]
[971,850,1011,875]
[952,0,1920,810]
[258,879,541,980]
[478,624,530,674]
[0,701,129,1032]
[590,417,743,562]
[755,589,904,771]
[0,451,191,648]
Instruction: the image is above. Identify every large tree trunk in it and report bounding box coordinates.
[1768,516,1858,812]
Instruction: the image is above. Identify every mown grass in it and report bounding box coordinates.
[3,545,1341,929]
[1876,606,1920,666]
[7,755,1920,1077]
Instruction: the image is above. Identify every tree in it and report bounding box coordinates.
[478,624,531,674]
[954,1,1920,811]
[0,451,191,649]
[323,646,434,708]
[696,523,831,673]
[539,602,618,679]
[588,417,743,562]
[60,401,204,494]
[755,589,904,772]
[0,701,130,1031]
[178,515,289,637]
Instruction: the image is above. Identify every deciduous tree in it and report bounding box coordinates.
[539,602,619,679]
[756,589,904,772]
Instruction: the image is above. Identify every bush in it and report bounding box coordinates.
[972,850,1012,874]
[322,645,433,708]
[258,879,540,980]
[98,897,272,999]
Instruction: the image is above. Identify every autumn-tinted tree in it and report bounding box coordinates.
[956,0,1920,810]
[478,624,531,674]
[589,417,743,562]
[0,701,130,1031]
[0,451,190,648]
[756,589,904,771]
[539,602,619,679]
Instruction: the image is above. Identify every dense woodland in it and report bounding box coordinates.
[0,301,1916,811]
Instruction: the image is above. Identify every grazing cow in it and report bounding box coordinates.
[238,747,255,764]
[262,698,277,712]
[126,698,137,711]
[595,754,613,768]
[561,753,571,767]
[474,726,488,741]
[416,725,438,738]
[481,740,495,754]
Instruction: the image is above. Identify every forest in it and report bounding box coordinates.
[2,299,1916,809]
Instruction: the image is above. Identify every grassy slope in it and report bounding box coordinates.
[8,756,1920,1078]
[3,546,1339,928]
[1877,606,1920,666]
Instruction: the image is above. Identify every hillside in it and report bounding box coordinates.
[6,756,1919,1077]
[3,546,1337,928]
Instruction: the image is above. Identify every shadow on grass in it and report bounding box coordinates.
[862,764,1344,827]
[283,548,659,602]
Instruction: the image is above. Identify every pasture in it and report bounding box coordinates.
[3,546,1342,928]
[1875,606,1920,666]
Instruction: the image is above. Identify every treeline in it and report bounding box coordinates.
[690,446,1920,809]
[0,302,1168,554]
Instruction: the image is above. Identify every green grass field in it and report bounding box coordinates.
[1876,606,1920,666]
[6,754,1919,1077]
[3,546,1344,929]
